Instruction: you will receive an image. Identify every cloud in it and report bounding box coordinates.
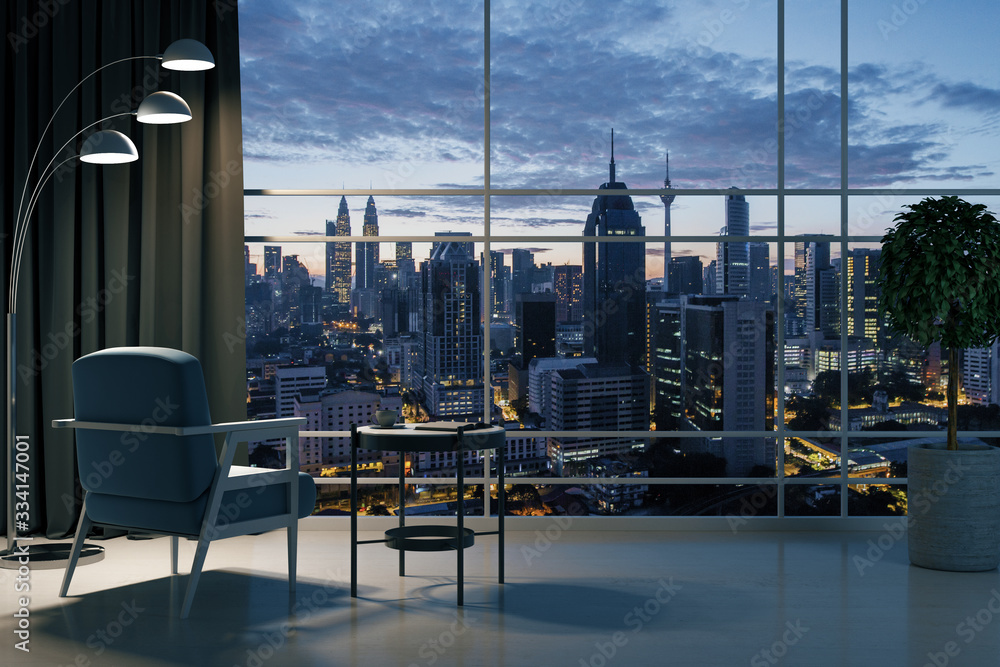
[238,0,1000,196]
[492,216,581,229]
[496,247,552,255]
[382,209,427,218]
[926,82,1000,113]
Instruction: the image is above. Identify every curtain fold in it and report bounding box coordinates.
[1,0,245,540]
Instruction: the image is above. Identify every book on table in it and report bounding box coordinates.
[412,421,491,432]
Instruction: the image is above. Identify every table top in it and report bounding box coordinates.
[356,423,506,452]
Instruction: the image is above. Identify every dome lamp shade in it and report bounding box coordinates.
[79,130,139,164]
[160,38,215,71]
[135,91,193,124]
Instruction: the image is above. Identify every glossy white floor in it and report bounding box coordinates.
[3,528,1000,666]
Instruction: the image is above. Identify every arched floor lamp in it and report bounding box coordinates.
[2,40,214,569]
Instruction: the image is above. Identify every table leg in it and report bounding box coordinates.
[498,443,504,585]
[457,439,464,607]
[351,424,358,598]
[399,451,405,577]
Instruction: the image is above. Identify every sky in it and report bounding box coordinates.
[237,0,1000,278]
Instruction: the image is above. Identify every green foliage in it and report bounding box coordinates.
[877,196,1000,350]
[812,368,876,406]
[786,394,831,431]
[875,369,925,403]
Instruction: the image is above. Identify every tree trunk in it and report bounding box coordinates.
[948,346,959,450]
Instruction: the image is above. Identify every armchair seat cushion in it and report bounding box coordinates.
[86,472,317,536]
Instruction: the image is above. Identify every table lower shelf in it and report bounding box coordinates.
[384,525,475,552]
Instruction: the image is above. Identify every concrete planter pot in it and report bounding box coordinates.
[908,442,1000,572]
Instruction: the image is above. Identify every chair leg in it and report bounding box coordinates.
[287,520,298,595]
[180,538,212,619]
[59,504,93,598]
[170,536,179,574]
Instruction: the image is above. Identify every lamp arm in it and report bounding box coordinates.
[8,112,133,314]
[13,55,158,265]
[8,156,83,314]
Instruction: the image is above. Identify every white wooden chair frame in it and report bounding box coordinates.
[52,416,306,619]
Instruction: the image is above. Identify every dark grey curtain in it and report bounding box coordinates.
[1,0,246,539]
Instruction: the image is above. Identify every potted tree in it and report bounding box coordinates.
[877,196,1000,571]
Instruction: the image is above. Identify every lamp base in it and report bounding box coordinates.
[0,543,105,570]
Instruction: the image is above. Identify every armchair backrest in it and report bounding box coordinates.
[71,347,218,503]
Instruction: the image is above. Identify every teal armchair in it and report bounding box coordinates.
[54,347,316,618]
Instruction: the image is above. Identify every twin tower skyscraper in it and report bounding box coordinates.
[325,194,398,314]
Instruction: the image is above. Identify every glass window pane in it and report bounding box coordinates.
[786,196,840,237]
[490,0,778,189]
[785,484,841,516]
[848,0,1000,188]
[848,483,906,517]
[239,1,485,189]
[784,438,839,478]
[785,1,841,189]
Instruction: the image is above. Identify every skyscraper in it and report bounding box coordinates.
[511,248,535,299]
[418,233,483,419]
[651,297,683,429]
[963,342,1000,406]
[553,265,583,323]
[582,136,646,367]
[659,152,675,292]
[804,238,838,336]
[264,245,281,279]
[749,242,770,302]
[356,195,380,290]
[328,196,352,309]
[668,256,703,295]
[845,248,882,343]
[681,295,775,476]
[281,255,310,328]
[715,188,750,297]
[547,362,650,475]
[703,260,718,296]
[516,293,556,366]
[489,250,508,316]
[793,240,808,321]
